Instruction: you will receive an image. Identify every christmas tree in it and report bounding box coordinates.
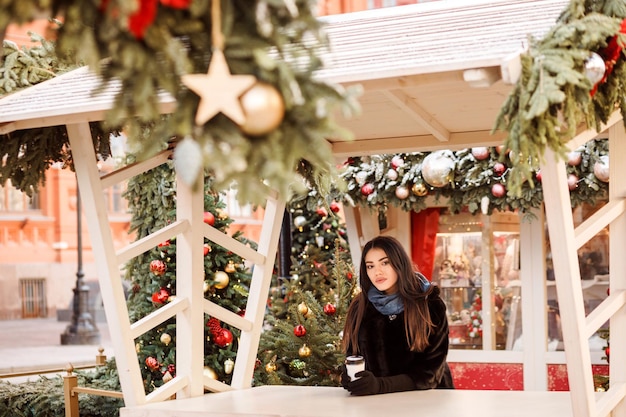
[124,161,256,392]
[255,243,356,387]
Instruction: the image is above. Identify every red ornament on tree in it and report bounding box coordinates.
[204,211,216,226]
[316,207,328,217]
[214,328,234,347]
[361,183,375,196]
[150,259,166,276]
[493,162,506,176]
[491,183,506,198]
[145,356,160,371]
[294,324,307,337]
[151,287,170,304]
[329,202,340,213]
[323,303,337,315]
[535,170,542,182]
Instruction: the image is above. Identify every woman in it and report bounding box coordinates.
[341,235,454,395]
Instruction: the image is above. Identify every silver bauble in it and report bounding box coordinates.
[395,186,409,200]
[294,215,307,228]
[585,52,606,85]
[421,150,455,188]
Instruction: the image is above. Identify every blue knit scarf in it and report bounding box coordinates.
[367,273,431,316]
[368,286,405,316]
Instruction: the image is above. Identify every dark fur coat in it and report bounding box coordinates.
[353,287,454,390]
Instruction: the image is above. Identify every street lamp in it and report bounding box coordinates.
[61,180,100,345]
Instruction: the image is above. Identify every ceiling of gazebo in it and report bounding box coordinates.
[0,0,569,158]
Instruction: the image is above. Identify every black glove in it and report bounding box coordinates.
[346,370,380,396]
[346,371,416,396]
[339,364,351,389]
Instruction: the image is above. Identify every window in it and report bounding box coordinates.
[20,278,47,318]
[0,181,40,212]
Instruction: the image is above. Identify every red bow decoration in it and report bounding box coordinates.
[100,0,192,39]
[591,18,626,96]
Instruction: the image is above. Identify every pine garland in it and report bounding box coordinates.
[1,0,358,205]
[493,0,626,195]
[341,139,609,216]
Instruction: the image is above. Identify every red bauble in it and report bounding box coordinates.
[145,356,160,371]
[158,240,170,250]
[493,162,506,176]
[203,244,211,256]
[316,207,328,217]
[204,211,216,226]
[491,183,506,198]
[346,272,353,281]
[149,259,167,276]
[151,287,170,304]
[361,183,375,196]
[329,202,340,213]
[214,328,234,347]
[323,303,337,315]
[167,363,176,375]
[535,170,542,182]
[294,324,307,337]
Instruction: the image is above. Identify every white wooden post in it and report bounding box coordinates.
[66,122,146,406]
[230,194,285,389]
[174,175,205,398]
[608,123,626,417]
[519,208,549,390]
[541,148,594,417]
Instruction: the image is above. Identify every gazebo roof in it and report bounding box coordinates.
[0,0,567,157]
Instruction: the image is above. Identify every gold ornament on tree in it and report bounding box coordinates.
[298,302,309,315]
[225,261,237,274]
[298,344,312,358]
[203,366,218,380]
[412,182,428,196]
[181,0,256,126]
[213,271,230,289]
[160,332,172,346]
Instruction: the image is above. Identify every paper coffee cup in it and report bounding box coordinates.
[345,355,365,381]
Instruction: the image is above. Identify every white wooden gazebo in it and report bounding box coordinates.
[1,1,626,416]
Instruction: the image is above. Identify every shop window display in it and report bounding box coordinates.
[432,204,610,355]
[432,211,520,350]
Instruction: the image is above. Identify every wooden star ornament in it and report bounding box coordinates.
[182,49,257,126]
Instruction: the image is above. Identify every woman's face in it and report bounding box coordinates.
[365,247,399,294]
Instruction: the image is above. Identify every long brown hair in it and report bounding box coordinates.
[342,235,438,353]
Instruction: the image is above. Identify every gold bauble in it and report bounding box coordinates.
[265,362,277,373]
[239,82,285,136]
[412,182,428,196]
[298,302,309,315]
[225,262,236,274]
[298,344,312,358]
[213,271,230,289]
[203,366,218,380]
[203,280,211,293]
[160,332,172,346]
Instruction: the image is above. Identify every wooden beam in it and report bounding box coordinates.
[384,89,450,142]
[330,129,507,158]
